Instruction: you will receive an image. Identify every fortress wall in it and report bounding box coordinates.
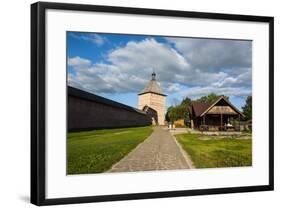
[68,87,152,131]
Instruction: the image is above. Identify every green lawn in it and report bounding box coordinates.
[67,126,153,174]
[176,134,252,168]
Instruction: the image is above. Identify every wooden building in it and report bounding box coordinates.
[189,97,244,131]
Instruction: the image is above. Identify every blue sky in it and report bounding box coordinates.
[67,32,252,110]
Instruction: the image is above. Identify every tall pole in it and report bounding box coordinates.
[203,115,205,125]
[238,114,240,131]
[220,113,223,131]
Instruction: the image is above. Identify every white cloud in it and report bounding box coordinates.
[68,37,252,99]
[90,34,108,46]
[166,37,252,73]
[180,86,251,99]
[69,33,108,46]
[68,56,91,67]
[166,83,181,93]
[107,38,190,78]
[211,69,251,88]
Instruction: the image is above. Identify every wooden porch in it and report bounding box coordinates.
[197,114,241,131]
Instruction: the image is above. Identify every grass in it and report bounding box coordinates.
[67,126,153,174]
[176,133,252,168]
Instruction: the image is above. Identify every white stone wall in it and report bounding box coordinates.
[138,93,166,125]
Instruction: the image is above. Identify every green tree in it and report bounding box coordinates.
[165,97,192,123]
[242,96,252,121]
[168,105,184,121]
[181,97,192,106]
[180,97,192,124]
[165,106,173,122]
[196,93,229,103]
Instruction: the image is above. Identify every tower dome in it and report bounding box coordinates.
[138,72,166,96]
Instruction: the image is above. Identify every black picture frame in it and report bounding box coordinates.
[31,1,274,206]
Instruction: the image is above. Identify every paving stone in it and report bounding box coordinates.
[109,126,191,172]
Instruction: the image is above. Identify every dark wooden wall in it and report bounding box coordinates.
[68,88,152,131]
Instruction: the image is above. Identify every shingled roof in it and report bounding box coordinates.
[68,86,147,115]
[138,72,166,96]
[190,102,212,117]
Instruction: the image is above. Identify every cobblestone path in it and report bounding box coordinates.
[109,126,191,172]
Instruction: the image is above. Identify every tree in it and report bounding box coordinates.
[242,96,252,121]
[180,97,191,124]
[181,97,192,106]
[196,93,229,103]
[165,106,173,122]
[165,96,192,123]
[167,105,184,121]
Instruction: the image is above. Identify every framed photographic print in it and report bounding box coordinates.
[31,1,274,206]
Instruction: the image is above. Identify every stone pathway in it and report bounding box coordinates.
[109,126,192,172]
